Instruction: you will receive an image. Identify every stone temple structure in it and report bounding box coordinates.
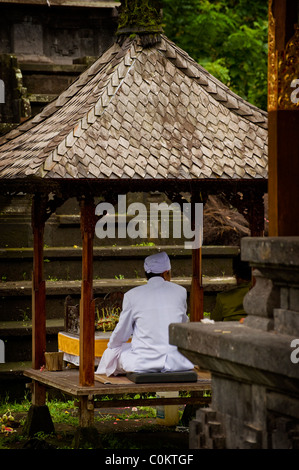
[0,0,271,442]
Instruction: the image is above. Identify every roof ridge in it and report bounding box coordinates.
[158,35,267,129]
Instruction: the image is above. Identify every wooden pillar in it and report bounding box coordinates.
[268,0,299,236]
[31,193,47,371]
[190,247,203,322]
[248,189,265,238]
[190,191,205,322]
[79,196,96,387]
[240,187,265,238]
[78,396,95,427]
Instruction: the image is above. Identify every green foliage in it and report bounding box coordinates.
[162,0,268,110]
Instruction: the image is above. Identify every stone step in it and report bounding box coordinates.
[0,318,64,336]
[27,93,58,116]
[0,319,64,362]
[0,192,244,249]
[19,61,92,117]
[0,276,236,322]
[0,361,32,374]
[0,208,229,248]
[0,276,235,362]
[0,361,33,401]
[0,245,238,282]
[20,62,87,96]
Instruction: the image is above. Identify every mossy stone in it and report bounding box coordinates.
[118,0,162,33]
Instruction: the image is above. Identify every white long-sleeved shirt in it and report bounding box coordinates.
[96,276,194,376]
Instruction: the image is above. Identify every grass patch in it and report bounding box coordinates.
[0,390,204,449]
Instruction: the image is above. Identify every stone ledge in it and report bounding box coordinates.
[0,276,235,296]
[169,322,299,386]
[28,93,57,103]
[0,245,239,259]
[241,237,299,268]
[0,361,32,374]
[0,318,64,336]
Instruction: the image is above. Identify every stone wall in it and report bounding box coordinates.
[170,237,299,449]
[0,1,118,132]
[0,2,118,64]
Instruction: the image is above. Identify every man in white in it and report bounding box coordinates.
[96,252,194,377]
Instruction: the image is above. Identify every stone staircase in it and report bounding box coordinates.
[0,53,95,136]
[20,57,96,117]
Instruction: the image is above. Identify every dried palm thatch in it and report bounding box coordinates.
[203,195,250,246]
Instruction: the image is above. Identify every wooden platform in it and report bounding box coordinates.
[24,369,211,432]
[24,368,211,396]
[24,369,211,408]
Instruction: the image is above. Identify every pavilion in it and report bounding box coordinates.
[0,0,268,440]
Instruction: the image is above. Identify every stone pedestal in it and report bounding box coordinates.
[170,237,299,449]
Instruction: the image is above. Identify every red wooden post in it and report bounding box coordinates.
[31,194,46,370]
[190,247,204,322]
[79,196,96,387]
[268,0,299,236]
[190,192,204,322]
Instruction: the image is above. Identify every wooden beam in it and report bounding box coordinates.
[79,196,96,387]
[0,0,119,8]
[267,0,299,236]
[190,247,203,322]
[93,395,210,408]
[268,110,299,235]
[32,381,46,406]
[31,194,47,370]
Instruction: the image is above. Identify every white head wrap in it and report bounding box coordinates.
[144,252,171,274]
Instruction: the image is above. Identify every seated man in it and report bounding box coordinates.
[210,254,252,322]
[96,251,194,377]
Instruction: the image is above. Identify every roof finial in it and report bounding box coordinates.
[117,0,163,46]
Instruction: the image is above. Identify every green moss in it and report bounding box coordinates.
[118,0,162,32]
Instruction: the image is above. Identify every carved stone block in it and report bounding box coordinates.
[243,269,280,319]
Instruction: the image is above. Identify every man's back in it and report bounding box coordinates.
[96,251,194,376]
[127,276,188,352]
[109,276,190,372]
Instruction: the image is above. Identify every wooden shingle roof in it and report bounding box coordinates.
[0,35,268,182]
